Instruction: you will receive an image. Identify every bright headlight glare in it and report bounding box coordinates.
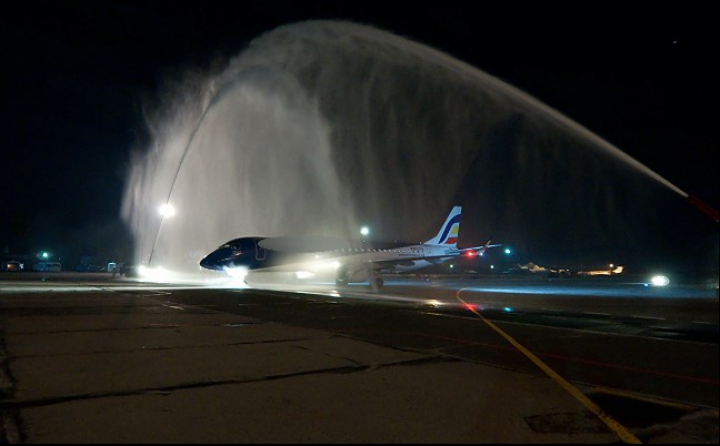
[224,266,249,279]
[650,275,670,286]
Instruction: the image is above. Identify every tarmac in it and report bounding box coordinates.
[0,285,717,444]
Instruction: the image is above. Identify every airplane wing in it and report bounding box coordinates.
[361,252,459,267]
[361,238,502,269]
[457,238,502,254]
[457,244,502,253]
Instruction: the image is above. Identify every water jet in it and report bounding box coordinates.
[122,20,715,282]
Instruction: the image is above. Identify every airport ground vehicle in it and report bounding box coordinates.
[119,263,140,278]
[1,260,24,272]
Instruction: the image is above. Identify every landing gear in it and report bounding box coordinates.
[335,265,383,290]
[372,276,384,288]
[369,267,384,290]
[335,266,349,287]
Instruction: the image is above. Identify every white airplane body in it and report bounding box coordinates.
[199,206,501,287]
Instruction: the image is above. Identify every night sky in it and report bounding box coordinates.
[1,1,718,267]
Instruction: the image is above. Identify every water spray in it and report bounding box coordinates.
[124,20,717,281]
[146,82,234,266]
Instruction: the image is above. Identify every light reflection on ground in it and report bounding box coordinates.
[1,272,717,302]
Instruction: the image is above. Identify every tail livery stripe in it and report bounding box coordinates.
[437,215,461,245]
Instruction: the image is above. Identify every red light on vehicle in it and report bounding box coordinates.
[465,250,476,257]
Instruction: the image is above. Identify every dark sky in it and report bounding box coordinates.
[1,1,718,265]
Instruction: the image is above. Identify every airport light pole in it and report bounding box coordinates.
[148,203,177,266]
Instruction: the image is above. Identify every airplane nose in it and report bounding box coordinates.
[199,256,214,271]
[200,251,225,271]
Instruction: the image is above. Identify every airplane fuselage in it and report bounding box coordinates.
[198,206,499,287]
[200,236,459,274]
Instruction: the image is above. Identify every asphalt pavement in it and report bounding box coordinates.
[0,276,717,443]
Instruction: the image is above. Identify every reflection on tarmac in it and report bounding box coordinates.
[2,272,717,298]
[245,276,719,331]
[264,275,718,298]
[1,273,717,328]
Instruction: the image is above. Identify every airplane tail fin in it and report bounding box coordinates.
[425,206,462,246]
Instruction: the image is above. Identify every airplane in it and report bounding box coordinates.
[199,206,502,288]
[515,262,548,274]
[577,264,624,277]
